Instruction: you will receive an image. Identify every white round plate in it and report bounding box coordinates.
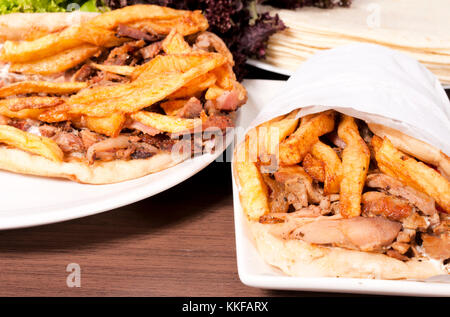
[0,147,230,229]
[0,128,240,230]
[0,77,269,230]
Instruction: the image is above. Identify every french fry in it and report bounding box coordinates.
[87,5,207,31]
[213,63,236,90]
[205,85,225,100]
[90,63,135,77]
[81,114,126,137]
[0,105,45,120]
[0,26,122,64]
[70,53,227,116]
[130,111,202,134]
[338,115,370,218]
[311,140,342,194]
[0,97,65,111]
[234,141,270,220]
[168,72,216,99]
[0,81,88,98]
[10,45,100,75]
[257,110,300,163]
[303,153,325,182]
[0,27,83,63]
[160,99,188,116]
[162,29,191,54]
[77,26,127,48]
[0,124,63,162]
[37,104,72,123]
[131,52,218,80]
[372,136,450,213]
[279,110,335,165]
[126,10,208,36]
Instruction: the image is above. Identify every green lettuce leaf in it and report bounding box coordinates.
[0,0,105,14]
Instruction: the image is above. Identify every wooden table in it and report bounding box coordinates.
[0,161,347,297]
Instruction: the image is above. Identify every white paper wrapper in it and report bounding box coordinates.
[246,43,450,155]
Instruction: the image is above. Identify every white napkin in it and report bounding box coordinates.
[248,43,450,155]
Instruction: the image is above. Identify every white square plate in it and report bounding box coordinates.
[233,79,450,296]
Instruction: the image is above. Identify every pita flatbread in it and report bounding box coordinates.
[261,0,450,83]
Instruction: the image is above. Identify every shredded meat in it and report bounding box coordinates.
[214,89,244,111]
[177,97,202,119]
[262,174,289,213]
[141,133,175,151]
[117,24,159,41]
[366,173,437,216]
[127,120,161,136]
[104,40,146,65]
[274,168,324,208]
[362,191,413,221]
[52,131,84,153]
[139,41,162,60]
[80,129,104,149]
[86,135,131,163]
[72,64,94,82]
[201,115,234,132]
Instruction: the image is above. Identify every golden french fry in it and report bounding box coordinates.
[88,5,207,31]
[37,104,72,123]
[70,53,227,116]
[162,29,191,54]
[338,115,370,218]
[126,11,208,36]
[303,153,325,182]
[255,110,300,165]
[0,105,45,120]
[372,136,450,213]
[0,124,63,162]
[168,72,216,99]
[205,85,225,100]
[131,52,218,80]
[234,141,270,220]
[78,114,126,137]
[0,81,87,98]
[10,45,100,75]
[77,26,127,48]
[160,99,188,116]
[213,63,236,90]
[0,27,83,63]
[0,97,65,111]
[130,111,201,134]
[279,110,335,165]
[90,63,135,76]
[311,140,342,194]
[0,26,122,64]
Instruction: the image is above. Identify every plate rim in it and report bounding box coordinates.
[0,133,234,230]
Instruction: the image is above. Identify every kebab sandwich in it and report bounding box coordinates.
[0,5,246,184]
[234,110,450,279]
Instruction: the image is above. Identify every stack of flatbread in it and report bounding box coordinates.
[260,0,450,84]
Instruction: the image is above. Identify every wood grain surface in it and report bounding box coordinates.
[0,161,351,297]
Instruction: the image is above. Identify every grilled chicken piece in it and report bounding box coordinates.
[366,173,437,216]
[362,191,412,221]
[421,233,450,260]
[290,216,401,252]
